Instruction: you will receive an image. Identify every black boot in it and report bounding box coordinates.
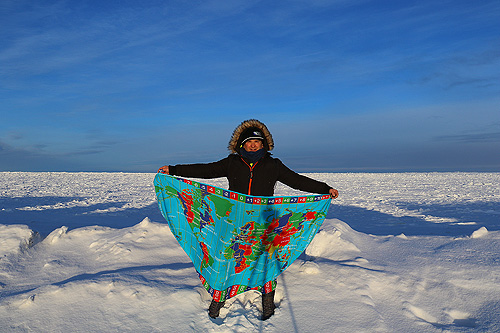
[208,300,225,318]
[261,290,276,320]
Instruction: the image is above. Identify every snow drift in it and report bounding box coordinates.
[1,172,499,332]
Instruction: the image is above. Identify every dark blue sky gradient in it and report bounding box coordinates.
[1,0,499,172]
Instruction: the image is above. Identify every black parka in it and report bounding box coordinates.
[169,153,332,197]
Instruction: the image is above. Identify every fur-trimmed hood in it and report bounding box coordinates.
[228,119,274,154]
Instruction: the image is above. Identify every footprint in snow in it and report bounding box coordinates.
[404,302,438,324]
[445,309,477,328]
[299,261,320,274]
[404,302,477,328]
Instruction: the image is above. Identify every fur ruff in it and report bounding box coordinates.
[228,119,274,153]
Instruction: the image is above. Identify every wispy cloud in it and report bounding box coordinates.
[434,132,500,143]
[0,140,74,171]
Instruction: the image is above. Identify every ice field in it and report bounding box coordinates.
[1,172,499,332]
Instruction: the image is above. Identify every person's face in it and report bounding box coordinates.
[243,139,264,152]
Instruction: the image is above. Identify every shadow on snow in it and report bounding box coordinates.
[1,195,499,238]
[328,201,500,237]
[0,195,164,236]
[0,262,195,299]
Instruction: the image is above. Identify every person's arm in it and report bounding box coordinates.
[157,157,230,179]
[276,159,339,198]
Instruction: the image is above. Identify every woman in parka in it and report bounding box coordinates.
[158,119,338,320]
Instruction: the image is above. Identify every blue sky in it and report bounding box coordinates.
[1,0,499,172]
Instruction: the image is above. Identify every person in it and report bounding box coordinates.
[157,119,339,320]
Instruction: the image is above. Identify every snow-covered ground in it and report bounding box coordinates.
[0,172,499,332]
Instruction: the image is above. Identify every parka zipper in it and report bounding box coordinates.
[240,158,258,195]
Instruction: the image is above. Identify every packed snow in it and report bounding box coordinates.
[1,172,499,332]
